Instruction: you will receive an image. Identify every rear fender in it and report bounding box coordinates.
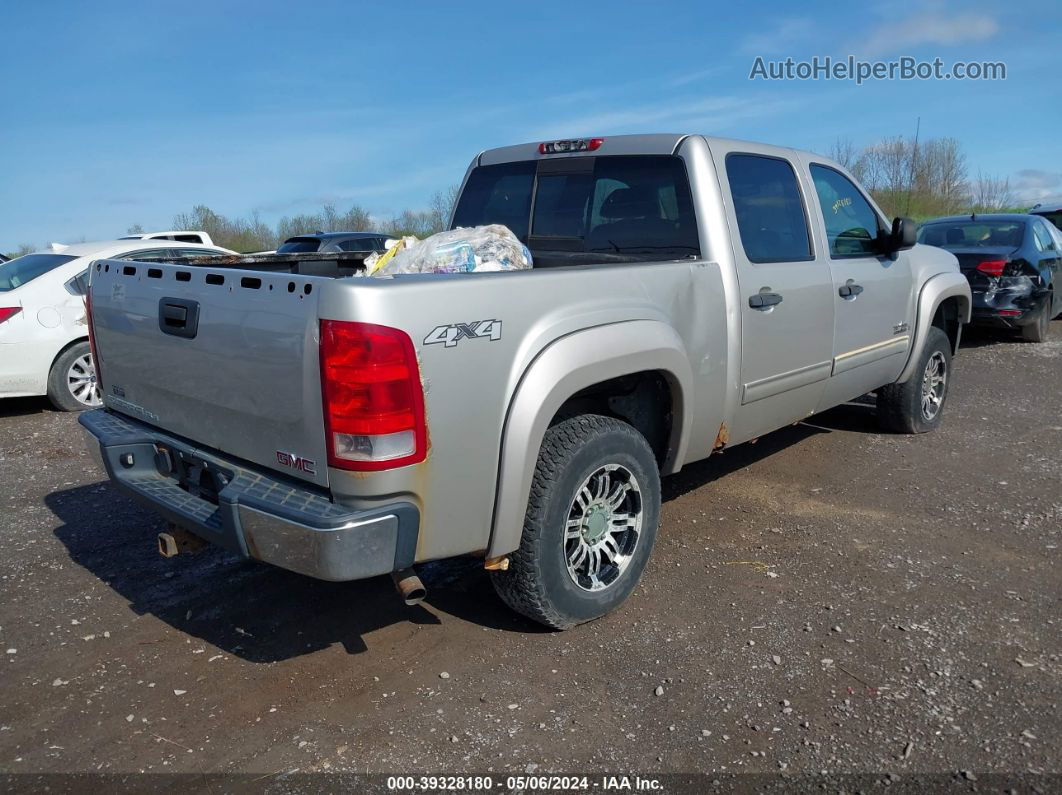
[487,320,693,559]
[897,272,971,383]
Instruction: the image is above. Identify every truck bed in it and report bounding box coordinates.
[165,250,373,278]
[86,255,727,563]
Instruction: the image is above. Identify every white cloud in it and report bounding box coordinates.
[530,95,797,140]
[667,65,728,87]
[1013,169,1062,204]
[860,11,999,57]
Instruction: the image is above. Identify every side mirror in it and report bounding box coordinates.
[888,217,917,253]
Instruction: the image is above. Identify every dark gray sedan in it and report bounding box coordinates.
[919,214,1060,342]
[277,231,388,254]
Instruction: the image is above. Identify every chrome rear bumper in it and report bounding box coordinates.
[79,409,419,581]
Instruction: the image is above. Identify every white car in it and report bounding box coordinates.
[117,230,216,246]
[0,239,234,410]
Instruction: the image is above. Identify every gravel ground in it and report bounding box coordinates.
[0,325,1059,790]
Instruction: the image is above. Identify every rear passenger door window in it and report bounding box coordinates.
[725,154,812,263]
[809,165,883,257]
[338,238,380,252]
[1033,221,1054,252]
[65,270,89,296]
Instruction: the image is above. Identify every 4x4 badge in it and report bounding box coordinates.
[424,319,502,348]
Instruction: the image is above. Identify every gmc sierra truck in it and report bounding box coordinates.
[80,134,971,629]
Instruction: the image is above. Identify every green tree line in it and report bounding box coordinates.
[5,186,460,257]
[165,185,461,253]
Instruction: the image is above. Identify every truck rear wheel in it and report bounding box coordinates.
[876,326,952,434]
[491,414,661,630]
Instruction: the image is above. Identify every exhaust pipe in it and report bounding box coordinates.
[391,568,427,606]
[158,532,179,558]
[157,525,207,558]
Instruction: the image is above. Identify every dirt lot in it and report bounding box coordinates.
[0,326,1059,788]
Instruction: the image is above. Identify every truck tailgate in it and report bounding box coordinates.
[89,260,329,487]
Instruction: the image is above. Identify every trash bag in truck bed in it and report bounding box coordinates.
[365,224,533,276]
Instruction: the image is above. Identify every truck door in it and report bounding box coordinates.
[717,150,836,443]
[804,162,914,409]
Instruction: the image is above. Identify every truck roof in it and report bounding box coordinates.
[477,133,817,166]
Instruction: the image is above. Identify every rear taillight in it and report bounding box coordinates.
[84,292,104,393]
[0,307,21,324]
[320,320,427,471]
[976,259,1007,278]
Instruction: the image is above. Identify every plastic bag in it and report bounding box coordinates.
[366,225,532,276]
[364,236,416,275]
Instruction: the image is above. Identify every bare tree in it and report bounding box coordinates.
[971,171,1014,212]
[321,203,340,232]
[915,138,968,216]
[827,138,867,182]
[340,204,372,231]
[126,223,144,235]
[428,184,461,232]
[6,243,36,258]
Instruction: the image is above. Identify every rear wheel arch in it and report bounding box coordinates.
[487,321,693,559]
[49,335,90,372]
[552,370,677,470]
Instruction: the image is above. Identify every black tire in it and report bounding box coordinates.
[1021,296,1052,343]
[46,341,101,412]
[876,326,952,434]
[491,414,661,630]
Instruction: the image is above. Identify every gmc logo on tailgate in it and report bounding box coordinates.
[276,451,317,475]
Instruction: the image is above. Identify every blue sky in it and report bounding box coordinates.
[2,0,1060,250]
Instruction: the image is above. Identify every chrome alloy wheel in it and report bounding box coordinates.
[564,464,643,592]
[920,350,947,421]
[67,353,102,407]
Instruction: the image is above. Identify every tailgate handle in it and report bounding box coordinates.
[159,298,200,339]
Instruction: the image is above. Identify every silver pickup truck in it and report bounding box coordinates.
[81,134,971,629]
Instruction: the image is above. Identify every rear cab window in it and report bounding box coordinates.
[452,156,700,267]
[0,254,77,291]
